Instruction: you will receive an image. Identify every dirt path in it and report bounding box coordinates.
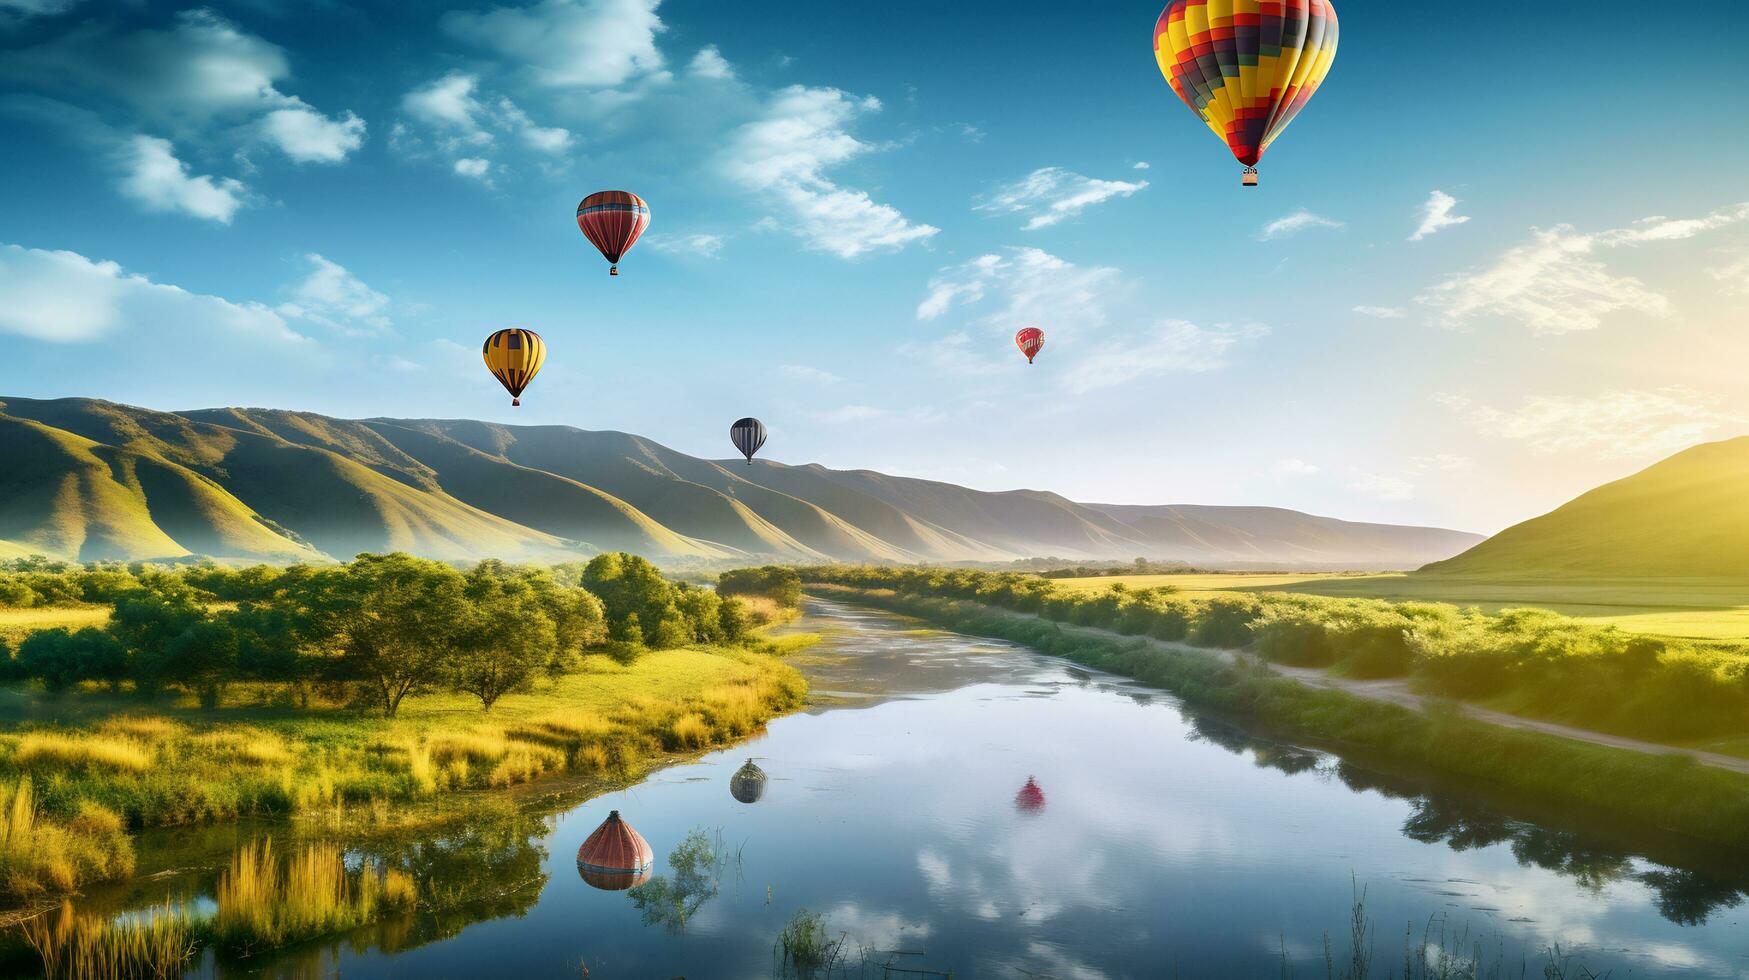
[878,596,1749,777]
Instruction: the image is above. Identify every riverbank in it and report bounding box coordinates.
[808,584,1749,852]
[0,640,809,909]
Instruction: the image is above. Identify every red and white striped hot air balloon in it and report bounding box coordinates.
[576,191,650,276]
[1015,327,1045,364]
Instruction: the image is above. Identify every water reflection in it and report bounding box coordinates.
[626,828,734,933]
[730,758,768,804]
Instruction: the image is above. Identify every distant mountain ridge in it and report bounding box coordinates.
[0,396,1483,567]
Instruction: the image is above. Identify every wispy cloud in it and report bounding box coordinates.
[916,248,1120,344]
[119,135,248,223]
[1409,190,1470,241]
[649,233,725,258]
[276,254,391,336]
[976,166,1147,230]
[1710,252,1749,295]
[721,86,937,258]
[1273,458,1319,477]
[1352,305,1405,319]
[1436,387,1743,457]
[398,72,571,178]
[1259,209,1343,241]
[779,364,842,384]
[441,0,666,90]
[1419,202,1749,333]
[1060,320,1266,394]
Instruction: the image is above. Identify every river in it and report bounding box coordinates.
[101,598,1749,977]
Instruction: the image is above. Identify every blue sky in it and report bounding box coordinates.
[2,0,1747,534]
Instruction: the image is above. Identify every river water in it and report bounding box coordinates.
[138,598,1749,976]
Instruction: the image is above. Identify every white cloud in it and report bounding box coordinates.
[916,248,1119,346]
[1348,472,1415,502]
[1259,209,1343,240]
[258,105,365,164]
[1273,458,1319,477]
[898,331,1008,377]
[400,73,572,168]
[815,405,886,423]
[1419,202,1749,333]
[688,45,733,80]
[118,135,247,223]
[649,233,725,257]
[1436,387,1742,458]
[0,242,308,347]
[1352,305,1405,319]
[1133,161,1150,170]
[1709,252,1749,295]
[443,0,666,89]
[721,85,937,258]
[277,254,391,336]
[1408,190,1470,241]
[403,73,490,138]
[977,167,1147,230]
[454,158,491,181]
[779,364,842,384]
[1061,320,1266,395]
[5,10,363,164]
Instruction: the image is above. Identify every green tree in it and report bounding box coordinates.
[453,564,560,711]
[716,566,802,608]
[716,597,750,642]
[316,553,470,718]
[612,611,644,646]
[165,620,241,709]
[17,629,83,693]
[108,583,206,697]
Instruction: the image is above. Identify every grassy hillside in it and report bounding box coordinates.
[1423,436,1749,581]
[0,397,1485,566]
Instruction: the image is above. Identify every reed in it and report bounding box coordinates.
[20,900,197,980]
[213,838,415,954]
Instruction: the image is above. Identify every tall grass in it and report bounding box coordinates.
[0,778,132,897]
[213,838,415,954]
[21,901,196,980]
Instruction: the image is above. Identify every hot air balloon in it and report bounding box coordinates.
[1015,776,1046,813]
[576,810,654,891]
[1152,0,1340,186]
[482,328,546,407]
[576,191,650,276]
[1015,327,1045,364]
[730,759,767,804]
[730,417,766,466]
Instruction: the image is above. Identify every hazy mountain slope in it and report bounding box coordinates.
[0,409,318,562]
[0,397,1485,567]
[1421,437,1749,580]
[1088,504,1486,566]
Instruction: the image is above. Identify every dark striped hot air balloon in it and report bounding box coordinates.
[1152,0,1340,186]
[1015,327,1044,364]
[576,191,650,276]
[576,810,654,891]
[1015,776,1046,813]
[729,417,766,466]
[730,759,767,804]
[482,328,546,407]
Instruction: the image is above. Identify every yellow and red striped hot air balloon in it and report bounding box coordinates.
[1152,0,1340,186]
[482,328,546,407]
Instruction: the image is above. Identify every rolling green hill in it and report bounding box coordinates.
[1421,436,1749,580]
[0,396,1484,566]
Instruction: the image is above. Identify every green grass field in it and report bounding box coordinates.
[0,606,112,648]
[1048,573,1749,640]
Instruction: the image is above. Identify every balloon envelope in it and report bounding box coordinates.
[482,328,546,407]
[576,190,650,274]
[576,809,654,891]
[1015,776,1046,813]
[730,417,767,465]
[1015,327,1045,364]
[730,759,767,804]
[1152,0,1339,169]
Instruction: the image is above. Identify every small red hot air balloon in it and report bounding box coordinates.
[576,191,650,276]
[576,809,654,891]
[1015,776,1046,813]
[1015,327,1045,364]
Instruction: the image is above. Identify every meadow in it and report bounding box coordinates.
[1047,572,1749,640]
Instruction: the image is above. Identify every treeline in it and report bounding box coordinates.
[797,566,1749,743]
[716,566,803,607]
[0,553,785,715]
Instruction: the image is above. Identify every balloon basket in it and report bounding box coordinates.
[609,266,619,276]
[1242,168,1258,187]
[511,398,520,407]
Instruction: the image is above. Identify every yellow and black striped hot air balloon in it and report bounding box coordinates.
[482,328,546,407]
